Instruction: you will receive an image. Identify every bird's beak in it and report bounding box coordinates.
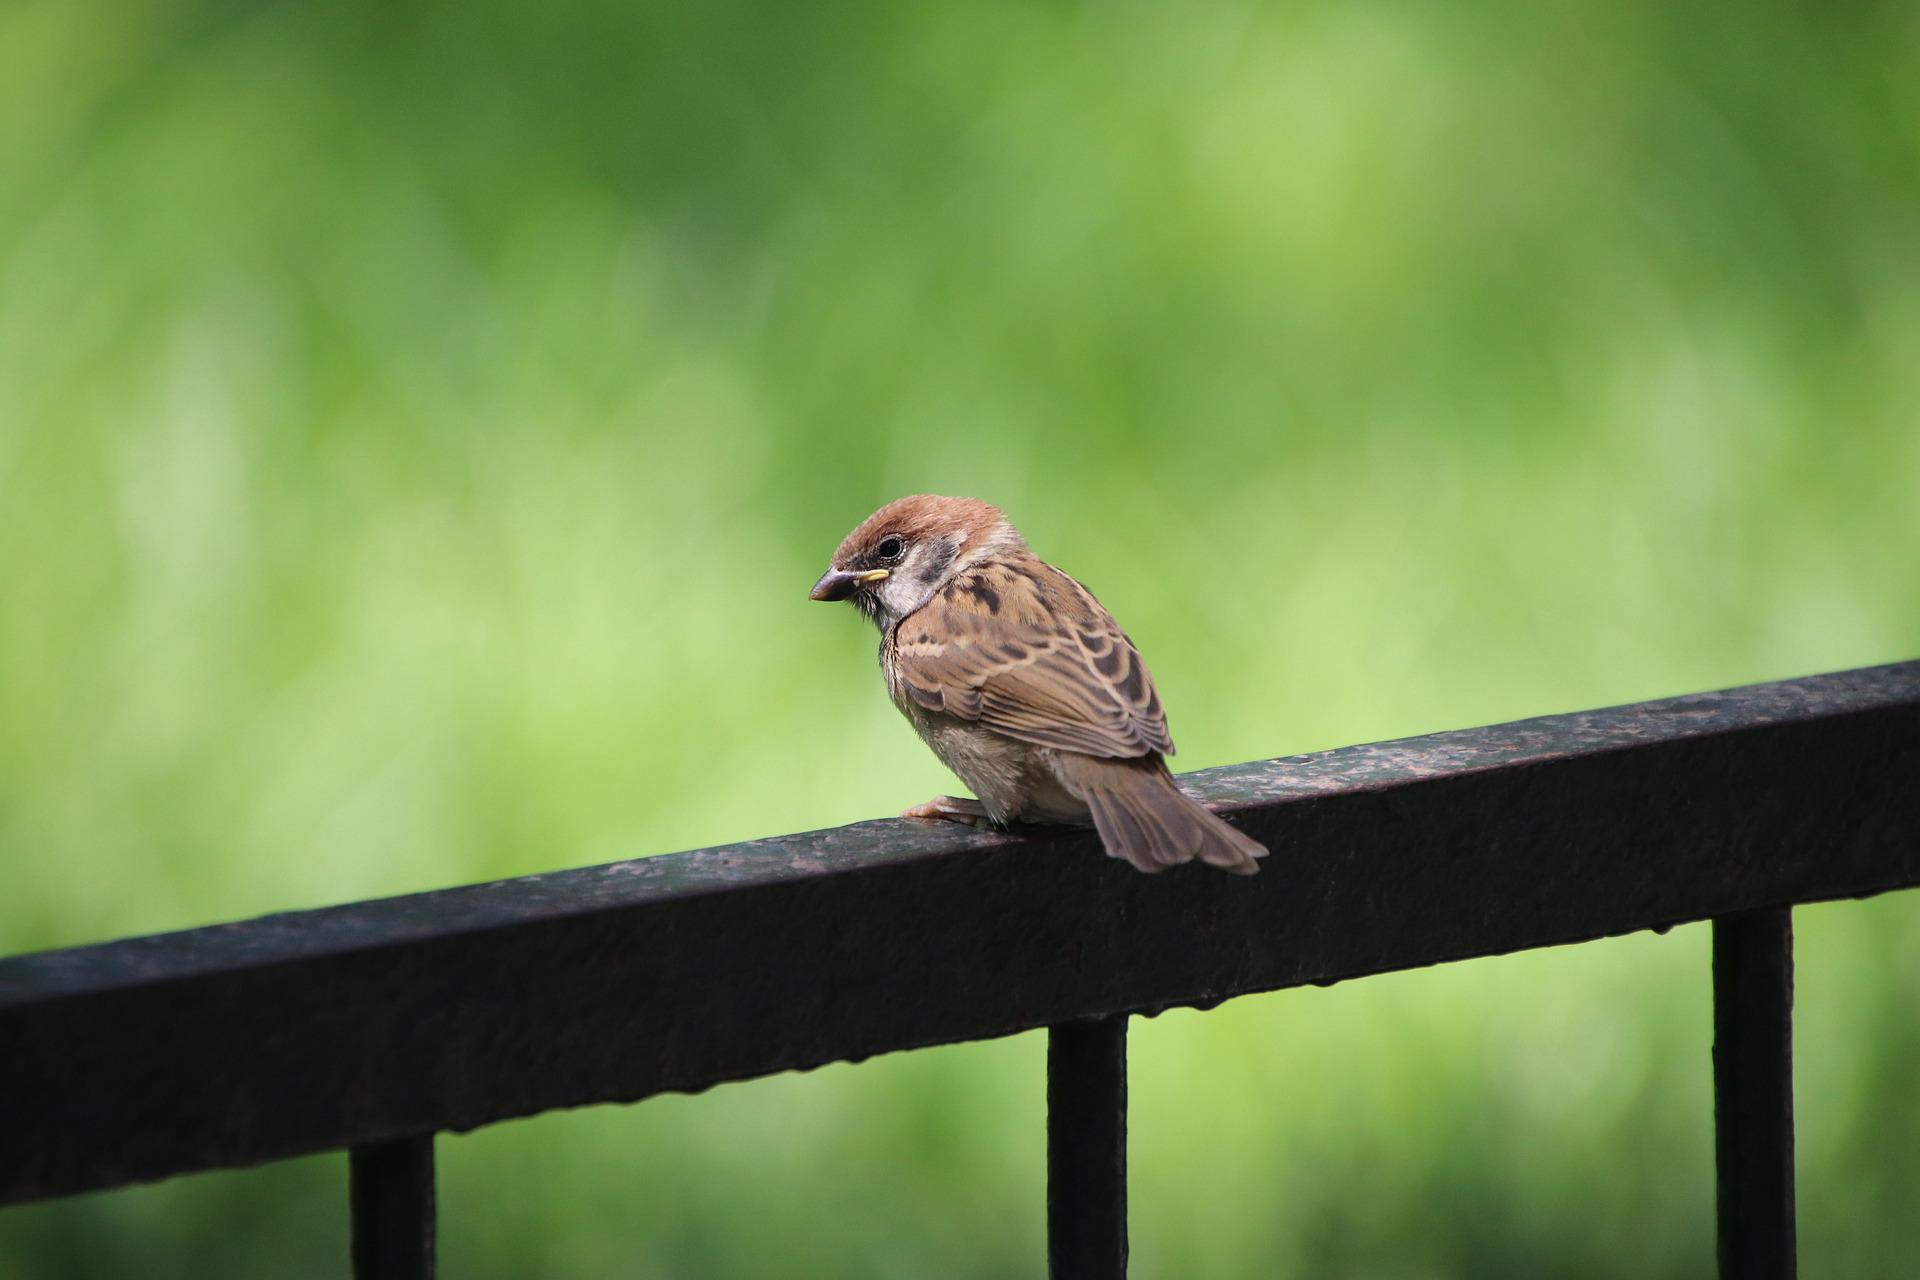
[809,568,888,601]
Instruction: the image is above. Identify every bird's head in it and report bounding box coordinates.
[809,495,1024,629]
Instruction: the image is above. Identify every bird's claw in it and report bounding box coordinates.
[901,796,992,827]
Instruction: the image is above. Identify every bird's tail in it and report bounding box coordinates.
[1061,754,1267,875]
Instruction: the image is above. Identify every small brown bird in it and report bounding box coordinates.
[810,495,1266,875]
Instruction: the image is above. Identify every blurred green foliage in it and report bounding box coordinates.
[2,0,1916,1275]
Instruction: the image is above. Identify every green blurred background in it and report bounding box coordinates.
[3,0,1916,1274]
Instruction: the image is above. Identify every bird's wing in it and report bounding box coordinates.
[890,555,1174,759]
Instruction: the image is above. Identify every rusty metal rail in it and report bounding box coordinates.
[3,661,1917,1278]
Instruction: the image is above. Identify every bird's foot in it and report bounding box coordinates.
[901,795,993,827]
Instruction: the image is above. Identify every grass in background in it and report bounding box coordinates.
[1,0,1915,1275]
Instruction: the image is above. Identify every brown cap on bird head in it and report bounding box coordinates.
[809,496,1015,602]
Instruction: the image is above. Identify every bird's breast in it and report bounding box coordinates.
[884,679,1020,818]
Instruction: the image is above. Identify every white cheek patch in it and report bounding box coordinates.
[877,538,961,619]
[877,574,916,616]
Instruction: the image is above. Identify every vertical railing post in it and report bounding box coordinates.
[350,1136,437,1280]
[1712,908,1796,1280]
[1047,1015,1128,1280]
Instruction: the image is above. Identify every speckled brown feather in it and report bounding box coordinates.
[888,554,1174,760]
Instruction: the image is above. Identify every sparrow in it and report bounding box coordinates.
[809,495,1267,875]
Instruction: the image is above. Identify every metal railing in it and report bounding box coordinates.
[3,661,1916,1278]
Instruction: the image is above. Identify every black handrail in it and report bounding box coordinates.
[4,661,1917,1278]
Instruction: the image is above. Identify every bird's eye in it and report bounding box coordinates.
[876,535,906,561]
